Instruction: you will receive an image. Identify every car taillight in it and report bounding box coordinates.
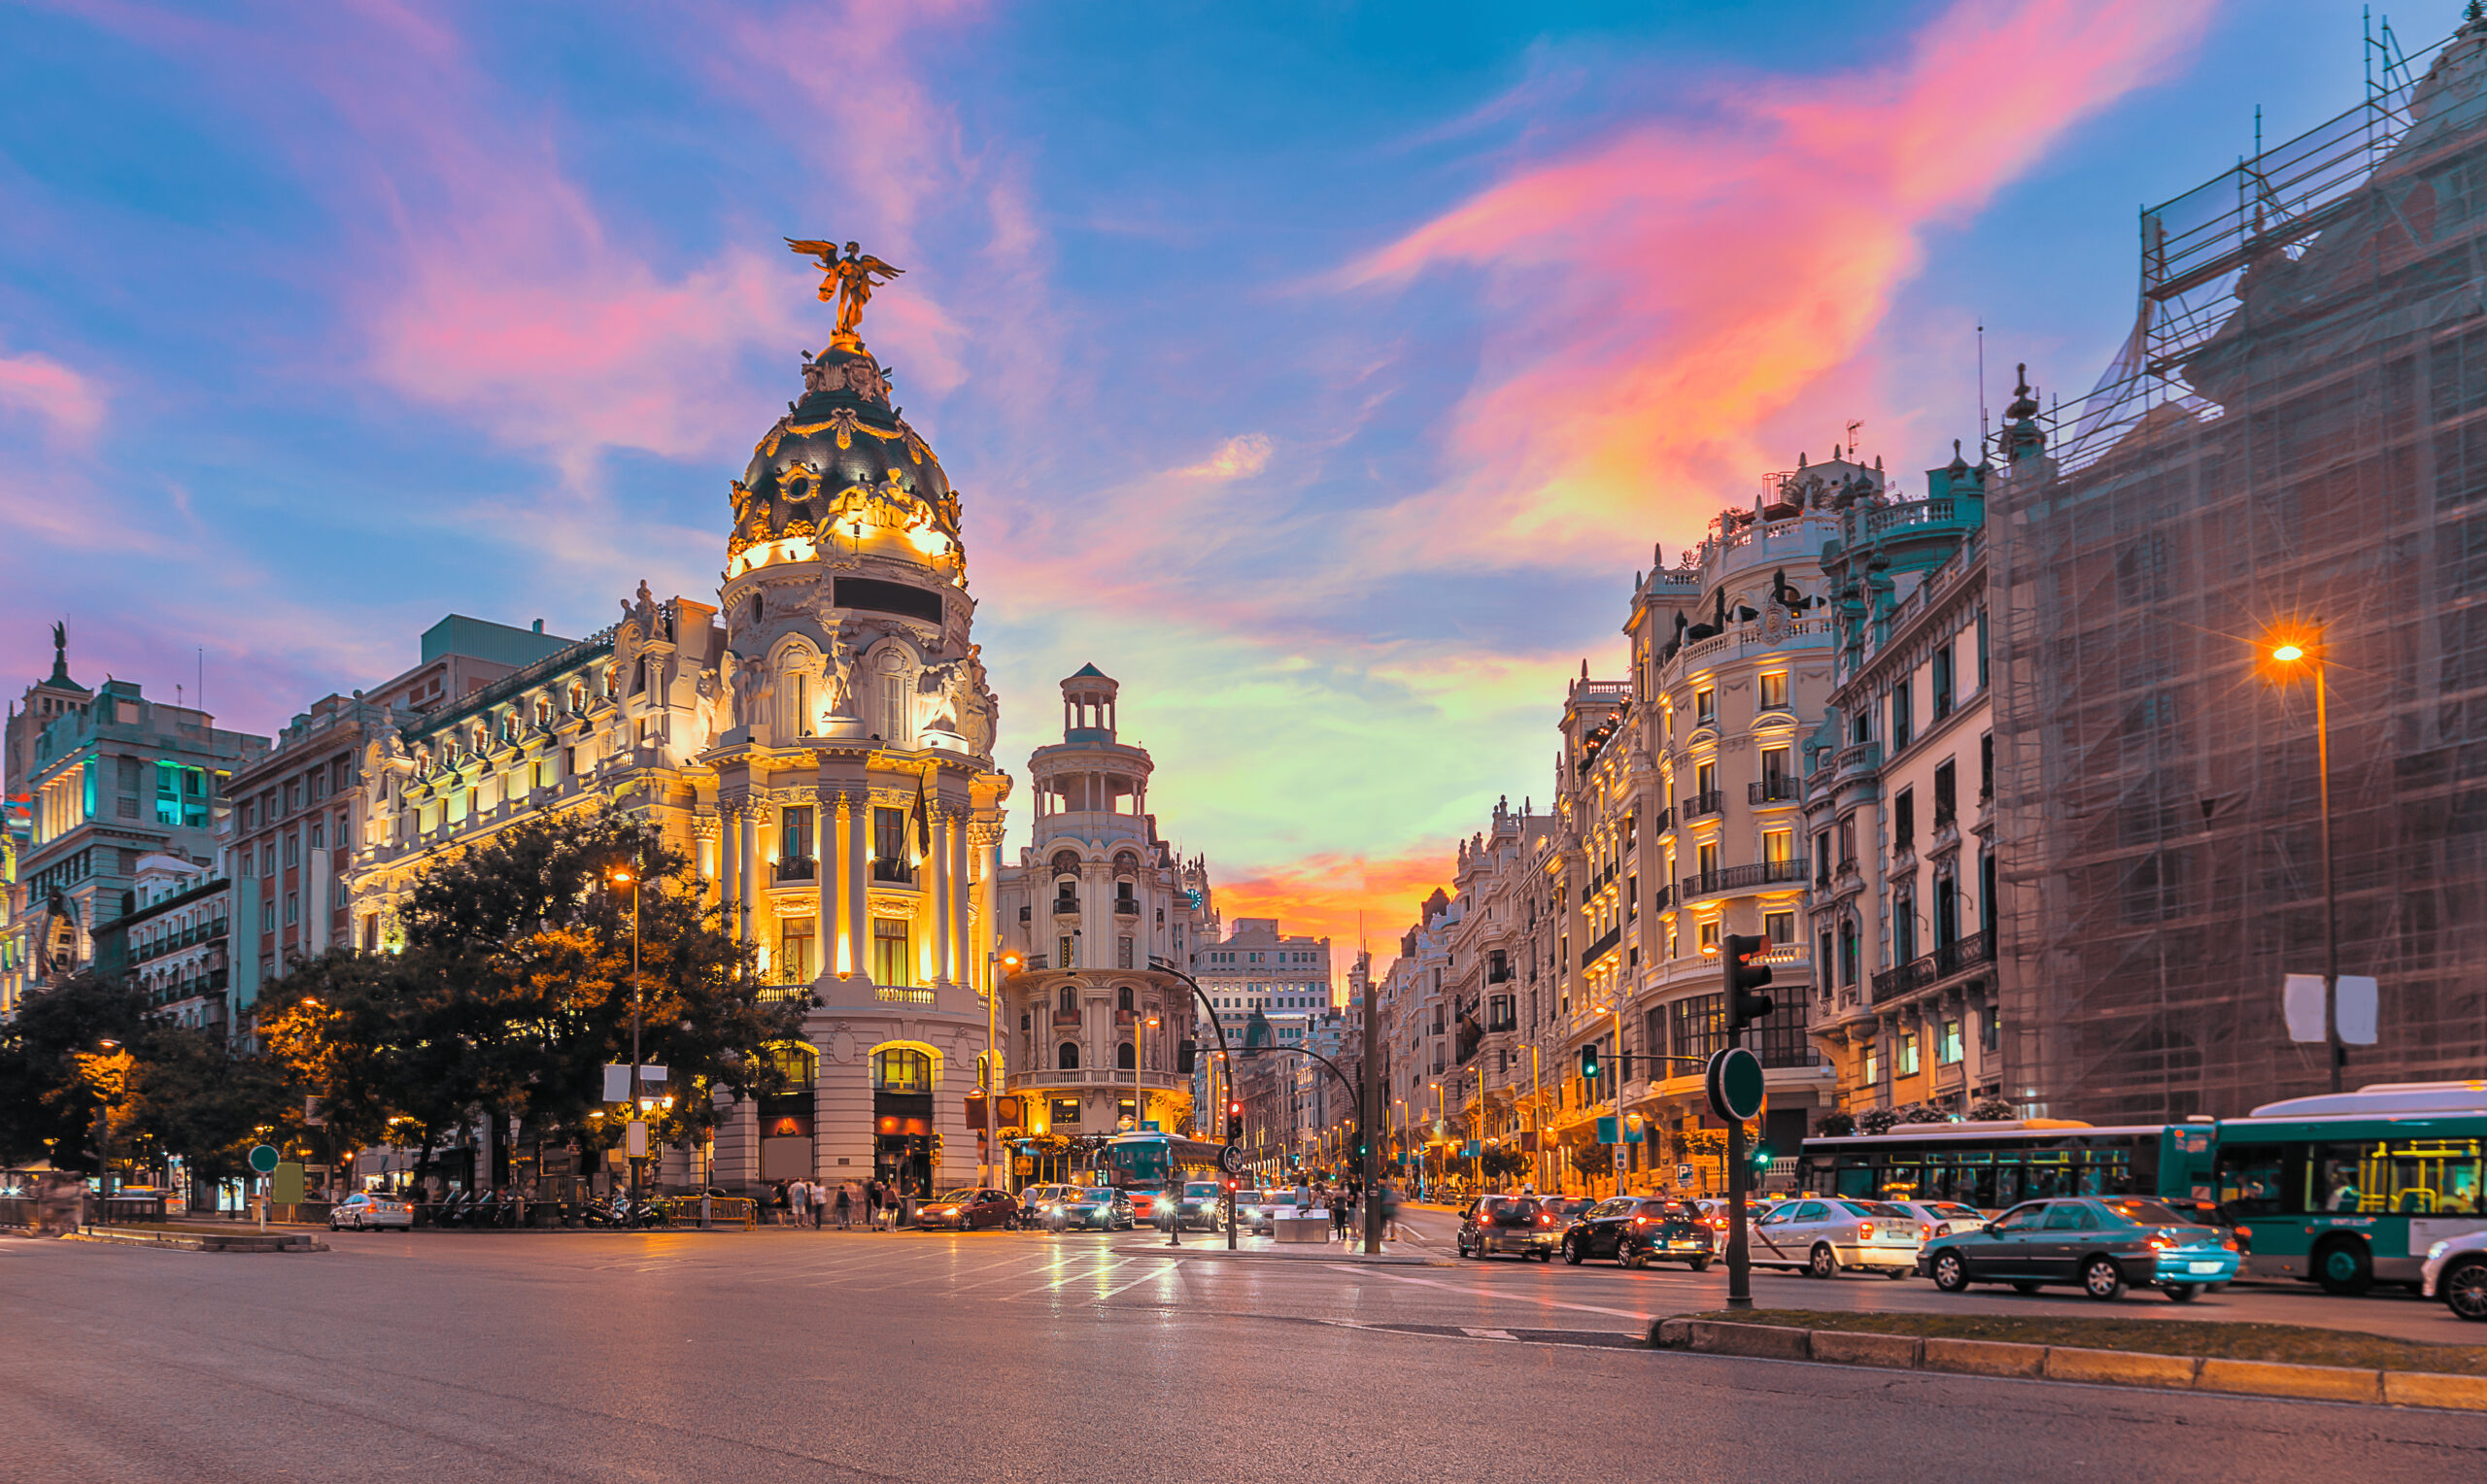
[2222,1237,2239,1252]
[1632,1216,1648,1226]
[2147,1235,2172,1250]
[1921,1224,1932,1239]
[1857,1221,1874,1239]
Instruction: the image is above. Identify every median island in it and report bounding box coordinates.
[1667,1309,2487,1375]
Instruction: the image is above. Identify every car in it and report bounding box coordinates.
[1536,1197,1594,1229]
[1887,1199,1993,1241]
[2423,1228,2487,1321]
[1748,1197,1924,1278]
[915,1188,1020,1231]
[1127,1189,1166,1225]
[328,1192,413,1231]
[1456,1195,1560,1261]
[1048,1187,1135,1231]
[1235,1190,1278,1234]
[1019,1184,1079,1226]
[1161,1181,1226,1231]
[1561,1197,1714,1270]
[1918,1196,2241,1301]
[2154,1197,2252,1261]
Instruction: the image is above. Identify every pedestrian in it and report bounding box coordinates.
[770,1179,790,1227]
[808,1178,826,1230]
[866,1178,884,1231]
[835,1181,853,1231]
[789,1177,811,1229]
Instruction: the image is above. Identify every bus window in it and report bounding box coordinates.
[2305,1145,2370,1214]
[2214,1147,2285,1218]
[1834,1166,1875,1198]
[2386,1139,2483,1215]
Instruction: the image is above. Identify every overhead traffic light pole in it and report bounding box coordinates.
[1150,957,1242,1249]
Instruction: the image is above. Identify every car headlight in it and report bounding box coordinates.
[2430,1239,2451,1261]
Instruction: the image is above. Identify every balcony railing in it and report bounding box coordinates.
[1749,776,1799,804]
[1049,895,1079,915]
[876,987,936,1005]
[1051,1009,1084,1028]
[1651,806,1673,834]
[1683,790,1724,819]
[1579,923,1623,969]
[1934,929,1994,978]
[1678,859,1807,900]
[1113,895,1140,917]
[774,857,816,883]
[871,857,915,885]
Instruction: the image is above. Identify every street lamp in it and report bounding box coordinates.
[609,864,647,1201]
[2263,624,2344,1093]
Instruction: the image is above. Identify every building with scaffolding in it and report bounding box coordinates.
[1992,15,2487,1122]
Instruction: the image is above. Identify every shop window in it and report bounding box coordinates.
[1051,1097,1081,1125]
[871,1047,931,1092]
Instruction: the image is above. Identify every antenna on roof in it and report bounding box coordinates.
[1978,322,1990,450]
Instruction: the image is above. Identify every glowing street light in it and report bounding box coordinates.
[2261,624,2344,1093]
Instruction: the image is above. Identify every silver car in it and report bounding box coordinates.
[1887,1199,1991,1242]
[2423,1228,2487,1321]
[328,1192,414,1231]
[1748,1197,1922,1278]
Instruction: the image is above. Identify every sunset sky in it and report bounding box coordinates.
[0,1,2447,984]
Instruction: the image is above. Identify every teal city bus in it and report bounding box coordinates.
[2198,1083,2487,1295]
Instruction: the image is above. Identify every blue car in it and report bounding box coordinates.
[1919,1196,2241,1302]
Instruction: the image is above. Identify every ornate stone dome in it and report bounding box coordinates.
[728,342,961,561]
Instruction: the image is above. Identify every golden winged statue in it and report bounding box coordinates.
[786,238,904,344]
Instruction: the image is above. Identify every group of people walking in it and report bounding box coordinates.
[767,1176,905,1230]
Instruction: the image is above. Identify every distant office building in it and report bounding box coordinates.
[11,627,267,1000]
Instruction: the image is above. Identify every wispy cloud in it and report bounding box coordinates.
[1176,433,1274,480]
[0,347,104,443]
[1212,846,1457,987]
[1343,0,2219,572]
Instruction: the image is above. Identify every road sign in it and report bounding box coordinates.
[1705,1047,1764,1124]
[270,1162,306,1205]
[1677,1164,1695,1185]
[247,1143,279,1175]
[1219,1144,1245,1175]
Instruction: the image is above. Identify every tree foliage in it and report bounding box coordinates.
[1571,1142,1615,1179]
[259,810,803,1176]
[0,972,152,1169]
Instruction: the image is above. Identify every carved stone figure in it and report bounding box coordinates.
[693,665,728,747]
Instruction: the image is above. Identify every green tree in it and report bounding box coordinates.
[0,972,151,1171]
[1572,1142,1615,1179]
[262,811,802,1189]
[122,1025,297,1200]
[1480,1144,1527,1182]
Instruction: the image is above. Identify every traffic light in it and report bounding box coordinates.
[1226,1100,1244,1141]
[1176,1039,1198,1074]
[1723,932,1775,1034]
[1751,1143,1773,1173]
[1579,1041,1600,1082]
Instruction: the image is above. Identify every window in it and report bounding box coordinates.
[260,901,275,933]
[779,922,815,982]
[284,892,298,926]
[1815,833,1831,887]
[1939,1019,1963,1064]
[1932,645,1955,719]
[1669,994,1725,1062]
[1893,885,1916,963]
[1697,918,1720,954]
[1115,1041,1136,1070]
[1981,732,1994,799]
[1763,909,1794,945]
[1891,683,1913,751]
[1864,1045,1880,1084]
[1839,920,1859,987]
[1762,827,1792,865]
[309,822,324,851]
[1117,935,1135,969]
[1058,1041,1083,1070]
[871,1047,932,1092]
[1050,1096,1081,1125]
[1982,1008,2000,1054]
[1898,1032,1920,1077]
[1057,934,1074,970]
[872,917,912,986]
[872,807,910,881]
[1694,760,1717,797]
[1694,687,1716,725]
[1759,671,1789,710]
[1893,789,1915,850]
[781,806,814,864]
[1933,759,1957,826]
[1058,986,1075,1014]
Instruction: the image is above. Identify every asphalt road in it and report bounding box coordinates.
[5,1223,2485,1484]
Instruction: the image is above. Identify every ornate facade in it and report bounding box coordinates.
[994,667,1214,1143]
[349,307,1011,1199]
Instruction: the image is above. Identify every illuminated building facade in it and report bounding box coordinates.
[351,313,1012,1199]
[996,667,1214,1148]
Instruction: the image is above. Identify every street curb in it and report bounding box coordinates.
[1107,1244,1447,1265]
[67,1229,327,1254]
[1648,1318,2487,1411]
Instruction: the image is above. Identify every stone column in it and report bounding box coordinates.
[930,802,953,986]
[948,814,971,993]
[813,786,836,985]
[738,806,761,951]
[718,800,741,942]
[844,790,869,981]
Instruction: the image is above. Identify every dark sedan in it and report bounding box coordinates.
[1456,1195,1560,1261]
[1562,1197,1714,1269]
[1049,1188,1136,1231]
[914,1188,1021,1231]
[1160,1181,1227,1231]
[1921,1196,2240,1301]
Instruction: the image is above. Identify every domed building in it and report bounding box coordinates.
[352,258,1011,1202]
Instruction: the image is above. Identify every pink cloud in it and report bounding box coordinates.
[0,348,105,443]
[1212,846,1457,988]
[1346,0,2219,567]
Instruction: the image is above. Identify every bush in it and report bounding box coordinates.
[1967,1096,2020,1122]
[1856,1107,1899,1135]
[1894,1101,1951,1125]
[1815,1111,1857,1136]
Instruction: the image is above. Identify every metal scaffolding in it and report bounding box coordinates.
[1992,16,2487,1122]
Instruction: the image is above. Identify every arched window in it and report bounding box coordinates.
[767,1042,818,1088]
[1116,1040,1136,1070]
[1058,986,1075,1014]
[1058,1041,1080,1070]
[1116,985,1133,1013]
[871,1047,931,1092]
